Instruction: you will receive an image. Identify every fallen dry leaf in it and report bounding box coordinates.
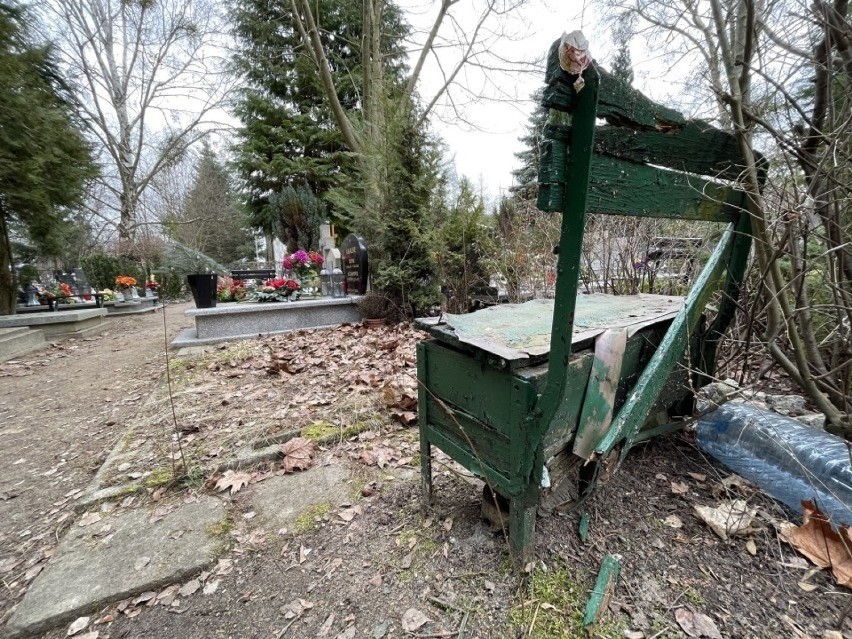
[797,580,818,592]
[214,470,252,495]
[280,437,315,473]
[671,481,689,495]
[674,608,722,639]
[67,616,90,636]
[663,515,683,529]
[745,539,757,556]
[693,500,756,540]
[78,512,102,527]
[688,472,707,482]
[780,500,852,588]
[318,613,335,637]
[178,579,200,597]
[401,608,429,632]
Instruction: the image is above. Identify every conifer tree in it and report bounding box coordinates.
[0,2,95,314]
[510,88,547,201]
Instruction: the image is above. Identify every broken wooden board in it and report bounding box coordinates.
[583,554,621,629]
[419,293,683,363]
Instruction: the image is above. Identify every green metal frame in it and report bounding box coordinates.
[418,37,757,565]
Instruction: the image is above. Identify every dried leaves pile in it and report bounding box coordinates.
[103,323,424,488]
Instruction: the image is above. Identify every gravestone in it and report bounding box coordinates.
[341,234,368,295]
[53,269,94,295]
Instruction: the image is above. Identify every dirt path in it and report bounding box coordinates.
[0,302,194,624]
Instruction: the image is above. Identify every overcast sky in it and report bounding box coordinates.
[402,0,702,208]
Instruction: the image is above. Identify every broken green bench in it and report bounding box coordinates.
[416,37,758,564]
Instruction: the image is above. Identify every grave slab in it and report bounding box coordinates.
[2,496,226,639]
[0,308,107,340]
[248,463,352,530]
[171,297,362,348]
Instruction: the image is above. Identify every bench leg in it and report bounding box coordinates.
[420,435,432,510]
[509,497,537,568]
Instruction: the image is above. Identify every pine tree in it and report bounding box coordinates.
[231,0,408,232]
[268,185,326,251]
[165,142,254,266]
[611,13,635,85]
[0,2,95,314]
[510,88,547,201]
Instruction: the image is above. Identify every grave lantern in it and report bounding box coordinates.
[319,268,331,296]
[331,268,345,297]
[26,284,39,306]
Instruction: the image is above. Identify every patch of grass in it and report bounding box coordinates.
[179,465,206,490]
[684,587,704,606]
[301,420,373,443]
[294,502,332,533]
[509,562,626,639]
[144,466,174,488]
[207,515,235,538]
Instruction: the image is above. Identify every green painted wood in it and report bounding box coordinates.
[588,155,745,223]
[594,223,738,456]
[583,554,621,627]
[425,426,520,496]
[541,351,595,457]
[544,39,684,127]
[509,491,538,566]
[534,65,601,457]
[578,512,591,542]
[424,396,520,474]
[594,123,749,182]
[417,341,433,506]
[573,329,628,460]
[421,340,533,436]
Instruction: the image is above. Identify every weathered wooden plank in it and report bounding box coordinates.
[418,341,432,506]
[541,350,595,456]
[583,555,621,627]
[421,340,534,437]
[593,223,738,457]
[544,38,684,128]
[573,328,628,460]
[424,396,519,475]
[588,155,746,223]
[594,123,748,182]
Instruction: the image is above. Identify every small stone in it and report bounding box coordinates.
[797,413,826,429]
[765,394,807,416]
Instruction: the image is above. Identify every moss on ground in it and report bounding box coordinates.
[144,466,173,488]
[509,562,627,638]
[294,502,332,532]
[207,515,235,538]
[301,420,374,443]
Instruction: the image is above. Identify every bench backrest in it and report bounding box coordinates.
[231,269,276,281]
[532,37,757,460]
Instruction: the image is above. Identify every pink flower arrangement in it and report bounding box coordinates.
[282,250,323,278]
[254,277,300,302]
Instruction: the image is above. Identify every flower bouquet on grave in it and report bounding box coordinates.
[282,250,323,296]
[254,278,300,303]
[115,275,137,301]
[216,276,247,303]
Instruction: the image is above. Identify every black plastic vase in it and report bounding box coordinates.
[187,273,217,308]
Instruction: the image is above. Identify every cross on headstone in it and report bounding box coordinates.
[319,222,341,272]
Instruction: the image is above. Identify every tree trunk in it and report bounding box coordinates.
[0,208,17,315]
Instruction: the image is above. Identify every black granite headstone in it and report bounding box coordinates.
[341,234,368,295]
